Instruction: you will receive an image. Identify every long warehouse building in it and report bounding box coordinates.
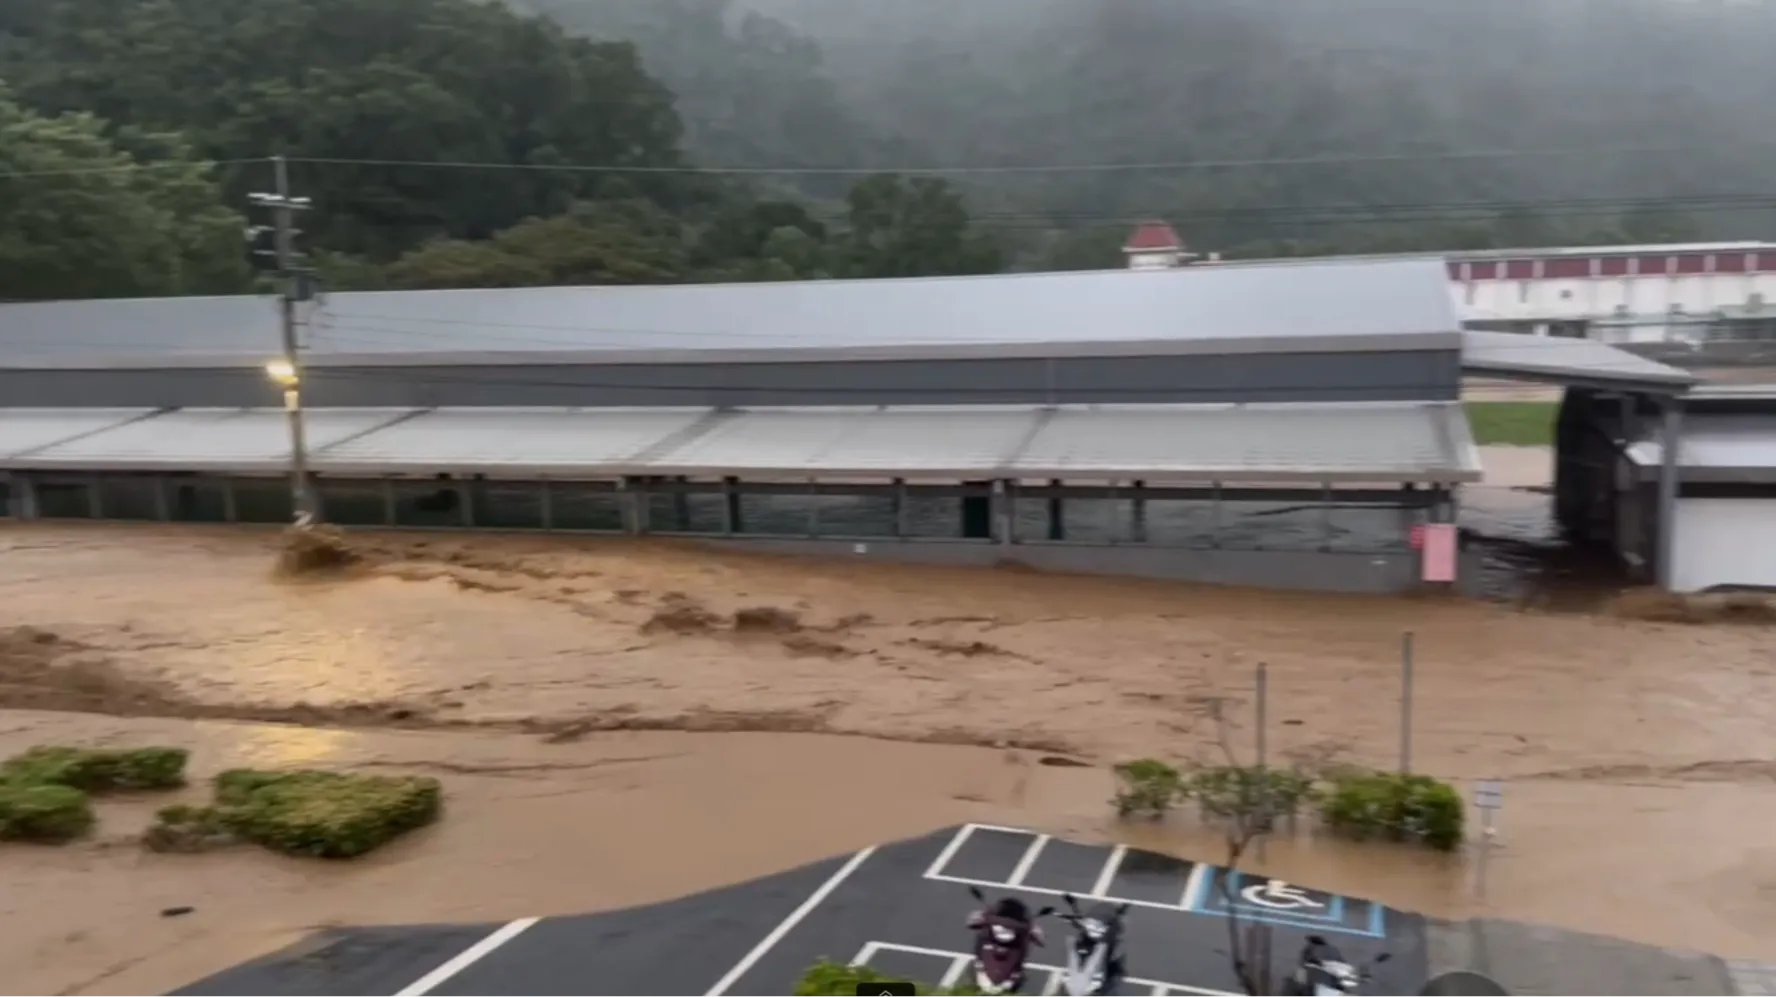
[0,257,1713,594]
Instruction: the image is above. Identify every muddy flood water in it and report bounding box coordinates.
[2,444,1775,995]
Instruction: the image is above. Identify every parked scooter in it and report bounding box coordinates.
[966,886,1054,994]
[1279,935,1391,995]
[1055,892,1131,995]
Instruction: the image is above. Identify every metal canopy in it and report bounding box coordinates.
[0,408,416,474]
[1626,414,1776,484]
[1460,330,1697,394]
[0,402,1485,485]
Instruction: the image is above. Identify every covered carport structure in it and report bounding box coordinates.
[1621,384,1776,591]
[1458,330,1699,587]
[0,399,1484,595]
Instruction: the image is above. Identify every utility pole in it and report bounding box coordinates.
[248,155,318,525]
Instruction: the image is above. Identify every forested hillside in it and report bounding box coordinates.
[3,0,1775,300]
[0,0,997,300]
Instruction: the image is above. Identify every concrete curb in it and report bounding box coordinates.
[1426,916,1740,996]
[1729,959,1776,996]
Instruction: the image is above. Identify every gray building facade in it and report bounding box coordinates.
[0,259,1531,594]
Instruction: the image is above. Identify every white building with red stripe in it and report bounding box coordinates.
[1122,224,1776,347]
[1446,242,1776,345]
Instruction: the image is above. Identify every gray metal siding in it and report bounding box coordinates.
[0,349,1461,409]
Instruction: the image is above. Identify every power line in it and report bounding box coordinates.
[9,141,1776,182]
[283,143,1776,177]
[5,151,1774,231]
[961,192,1776,222]
[0,157,269,181]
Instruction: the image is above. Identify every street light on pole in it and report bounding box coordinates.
[248,155,318,526]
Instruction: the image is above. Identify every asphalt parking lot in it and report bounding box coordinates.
[171,823,1424,996]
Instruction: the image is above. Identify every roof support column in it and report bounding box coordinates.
[993,479,1013,546]
[1655,397,1684,590]
[10,475,38,519]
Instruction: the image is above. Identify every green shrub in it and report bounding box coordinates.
[0,780,96,842]
[1318,770,1464,851]
[2,745,188,792]
[212,768,442,859]
[1182,765,1318,828]
[1111,758,1185,818]
[794,959,982,996]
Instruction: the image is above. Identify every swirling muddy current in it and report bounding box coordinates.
[0,445,1773,995]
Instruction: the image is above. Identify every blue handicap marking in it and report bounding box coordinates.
[1187,869,1387,938]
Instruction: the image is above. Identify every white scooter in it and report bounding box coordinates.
[1056,892,1131,995]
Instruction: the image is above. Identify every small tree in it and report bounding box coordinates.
[1199,698,1277,997]
[1189,701,1344,996]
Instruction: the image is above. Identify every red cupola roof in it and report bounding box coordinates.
[1123,220,1185,253]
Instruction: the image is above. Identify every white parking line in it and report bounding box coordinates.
[1006,834,1051,887]
[392,917,541,996]
[925,824,1193,912]
[967,822,1041,836]
[1089,844,1127,897]
[923,823,981,879]
[704,846,877,996]
[928,870,1198,912]
[1180,863,1209,909]
[854,940,1237,996]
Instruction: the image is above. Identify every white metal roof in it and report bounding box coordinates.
[1460,330,1697,392]
[1686,383,1776,402]
[315,407,713,476]
[1627,414,1776,481]
[0,409,160,460]
[639,407,1042,479]
[1014,404,1469,482]
[3,403,1484,484]
[5,408,415,472]
[0,256,1461,368]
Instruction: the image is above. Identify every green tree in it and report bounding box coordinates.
[4,0,698,261]
[692,199,831,280]
[385,199,693,289]
[837,174,1000,279]
[0,88,250,301]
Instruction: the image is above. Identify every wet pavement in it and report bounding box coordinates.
[170,824,1424,997]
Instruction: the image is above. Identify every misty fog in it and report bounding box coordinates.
[519,0,1776,263]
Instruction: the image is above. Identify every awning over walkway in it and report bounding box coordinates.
[1626,414,1776,484]
[0,402,1485,485]
[1461,329,1697,393]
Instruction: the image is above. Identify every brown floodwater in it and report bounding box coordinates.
[0,447,1773,994]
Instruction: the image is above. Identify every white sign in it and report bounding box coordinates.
[1474,780,1504,811]
[1241,878,1324,911]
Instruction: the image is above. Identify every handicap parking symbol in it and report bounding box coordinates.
[1188,869,1384,937]
[1238,877,1328,913]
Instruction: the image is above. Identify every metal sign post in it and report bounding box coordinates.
[1399,632,1415,773]
[1472,780,1503,902]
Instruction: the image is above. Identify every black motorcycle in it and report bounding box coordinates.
[1279,935,1391,995]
